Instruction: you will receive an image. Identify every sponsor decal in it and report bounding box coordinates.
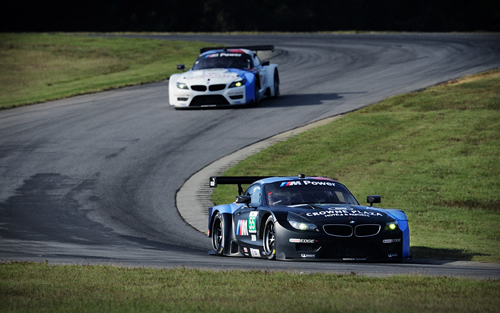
[289,238,316,243]
[388,253,399,258]
[301,254,316,258]
[237,220,249,236]
[248,211,258,233]
[206,53,243,58]
[280,181,302,187]
[251,235,257,241]
[185,72,236,80]
[243,247,248,253]
[250,248,261,257]
[382,238,402,244]
[279,180,336,187]
[306,209,383,218]
[343,258,367,261]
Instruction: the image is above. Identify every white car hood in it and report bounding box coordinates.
[179,69,243,85]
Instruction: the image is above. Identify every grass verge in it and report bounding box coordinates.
[0,33,210,109]
[213,69,500,263]
[1,262,499,312]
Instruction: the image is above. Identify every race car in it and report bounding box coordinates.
[168,45,279,108]
[208,174,411,261]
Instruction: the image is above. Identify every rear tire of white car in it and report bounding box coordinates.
[273,70,280,98]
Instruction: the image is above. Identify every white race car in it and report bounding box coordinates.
[168,45,279,109]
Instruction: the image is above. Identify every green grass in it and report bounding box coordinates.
[1,262,498,312]
[0,33,210,109]
[213,69,500,263]
[0,34,499,311]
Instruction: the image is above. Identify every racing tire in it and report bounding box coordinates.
[263,216,276,260]
[251,79,260,107]
[272,70,280,98]
[211,213,224,256]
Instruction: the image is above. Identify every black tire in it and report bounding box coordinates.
[273,70,280,98]
[252,79,260,106]
[211,213,224,256]
[263,216,276,260]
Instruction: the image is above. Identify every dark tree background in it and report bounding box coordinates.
[2,0,499,32]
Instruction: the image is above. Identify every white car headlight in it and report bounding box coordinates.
[177,82,189,90]
[229,79,246,88]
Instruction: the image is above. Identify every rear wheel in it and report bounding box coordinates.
[263,216,276,260]
[273,70,280,98]
[211,213,224,255]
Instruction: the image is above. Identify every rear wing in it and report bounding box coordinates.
[209,176,268,195]
[200,45,275,54]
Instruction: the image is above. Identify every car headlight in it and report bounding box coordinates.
[177,82,189,90]
[383,220,399,232]
[229,79,246,88]
[287,213,318,232]
[289,220,318,231]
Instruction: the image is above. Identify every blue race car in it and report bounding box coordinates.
[208,175,411,261]
[168,45,279,109]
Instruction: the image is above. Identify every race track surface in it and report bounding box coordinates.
[1,33,500,278]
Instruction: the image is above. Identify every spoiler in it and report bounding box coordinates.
[209,176,268,195]
[200,45,275,54]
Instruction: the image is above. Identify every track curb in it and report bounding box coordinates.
[175,115,344,234]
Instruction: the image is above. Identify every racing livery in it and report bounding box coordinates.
[169,45,279,108]
[208,175,411,261]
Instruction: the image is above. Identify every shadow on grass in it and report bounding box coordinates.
[411,246,491,262]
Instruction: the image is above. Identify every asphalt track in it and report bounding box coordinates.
[1,33,500,279]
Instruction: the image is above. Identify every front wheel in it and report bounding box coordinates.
[263,216,276,260]
[211,213,224,255]
[252,79,260,107]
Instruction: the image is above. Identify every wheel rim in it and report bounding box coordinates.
[264,221,275,255]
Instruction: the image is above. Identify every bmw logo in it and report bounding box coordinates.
[350,220,356,224]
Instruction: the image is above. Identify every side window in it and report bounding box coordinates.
[245,184,262,207]
[253,55,261,68]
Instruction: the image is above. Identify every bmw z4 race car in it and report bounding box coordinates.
[168,45,279,109]
[208,175,411,261]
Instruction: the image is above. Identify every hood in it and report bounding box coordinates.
[179,68,248,85]
[283,204,390,225]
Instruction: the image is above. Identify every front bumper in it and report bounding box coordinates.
[274,221,410,261]
[170,85,248,108]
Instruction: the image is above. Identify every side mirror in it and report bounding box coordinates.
[262,61,270,66]
[235,195,252,204]
[177,64,185,71]
[367,195,381,207]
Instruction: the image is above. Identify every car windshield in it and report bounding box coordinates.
[192,52,253,70]
[264,181,359,206]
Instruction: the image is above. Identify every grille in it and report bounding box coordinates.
[190,95,229,106]
[322,241,383,259]
[209,84,226,91]
[323,224,352,237]
[355,224,381,237]
[191,85,207,91]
